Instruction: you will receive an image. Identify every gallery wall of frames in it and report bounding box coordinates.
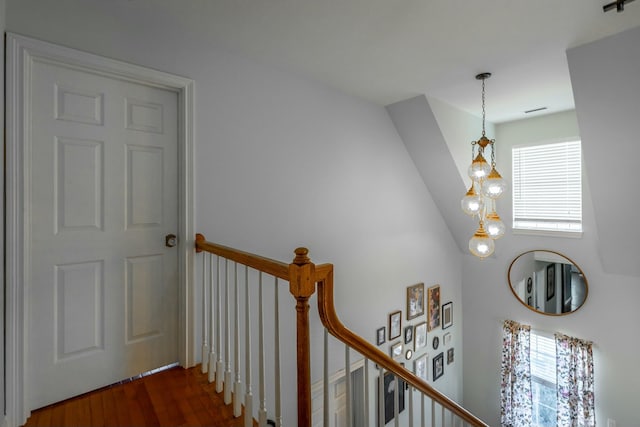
[375,283,454,383]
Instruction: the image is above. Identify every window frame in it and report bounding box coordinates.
[511,138,583,238]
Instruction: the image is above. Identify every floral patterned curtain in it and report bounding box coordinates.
[501,320,533,427]
[555,333,595,427]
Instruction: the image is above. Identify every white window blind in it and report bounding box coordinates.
[512,140,582,233]
[530,332,556,385]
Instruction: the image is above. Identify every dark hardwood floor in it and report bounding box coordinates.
[23,365,257,427]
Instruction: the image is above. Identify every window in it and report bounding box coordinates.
[530,332,557,427]
[512,140,582,234]
[502,321,595,427]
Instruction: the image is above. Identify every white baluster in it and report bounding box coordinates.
[201,252,208,373]
[244,265,253,427]
[364,358,370,427]
[224,261,232,404]
[378,368,384,427]
[431,400,436,427]
[420,393,425,427]
[409,386,414,427]
[274,277,282,427]
[440,405,445,427]
[233,263,242,417]
[323,330,329,427]
[216,258,224,393]
[345,346,352,426]
[258,273,267,427]
[208,254,216,382]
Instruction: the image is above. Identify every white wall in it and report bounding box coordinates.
[461,110,640,427]
[5,0,465,423]
[1,0,6,419]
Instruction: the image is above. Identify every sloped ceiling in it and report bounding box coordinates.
[567,25,640,276]
[386,96,469,253]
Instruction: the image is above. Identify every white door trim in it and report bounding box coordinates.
[5,33,195,427]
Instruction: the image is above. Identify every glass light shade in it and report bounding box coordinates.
[468,152,491,181]
[485,211,506,239]
[469,223,495,258]
[461,185,483,216]
[482,167,507,199]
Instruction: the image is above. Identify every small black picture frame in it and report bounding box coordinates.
[447,348,454,365]
[404,325,413,344]
[546,263,556,301]
[442,302,453,330]
[376,326,386,346]
[433,352,444,381]
[389,310,402,340]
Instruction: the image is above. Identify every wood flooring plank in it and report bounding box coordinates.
[36,407,52,427]
[111,386,131,426]
[50,401,66,427]
[100,388,119,427]
[76,396,93,427]
[121,382,146,426]
[88,392,105,427]
[137,381,161,427]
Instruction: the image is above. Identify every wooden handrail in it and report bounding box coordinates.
[195,234,289,280]
[194,235,489,427]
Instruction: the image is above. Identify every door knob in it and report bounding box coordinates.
[165,234,178,248]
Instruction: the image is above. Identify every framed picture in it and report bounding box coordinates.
[433,352,444,381]
[406,283,425,320]
[447,348,454,365]
[443,332,451,345]
[442,302,453,330]
[414,322,427,351]
[404,325,413,344]
[427,285,441,331]
[389,310,402,340]
[546,264,556,301]
[414,353,428,382]
[526,277,533,293]
[405,349,413,360]
[380,371,405,424]
[391,341,403,358]
[376,326,386,346]
[432,336,439,350]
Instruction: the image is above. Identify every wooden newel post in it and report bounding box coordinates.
[289,247,316,427]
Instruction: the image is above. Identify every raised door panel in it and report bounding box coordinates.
[55,137,104,233]
[55,261,104,361]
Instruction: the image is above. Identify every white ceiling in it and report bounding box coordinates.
[190,0,640,123]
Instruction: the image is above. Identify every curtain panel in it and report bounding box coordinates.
[555,333,595,427]
[501,320,533,427]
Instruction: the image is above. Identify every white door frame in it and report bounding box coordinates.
[5,33,195,427]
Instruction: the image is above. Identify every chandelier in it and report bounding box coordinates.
[461,73,507,258]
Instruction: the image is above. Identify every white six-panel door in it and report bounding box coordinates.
[28,58,179,409]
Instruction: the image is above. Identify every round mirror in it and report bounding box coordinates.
[508,250,588,315]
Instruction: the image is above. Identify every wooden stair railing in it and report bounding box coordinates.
[195,234,489,427]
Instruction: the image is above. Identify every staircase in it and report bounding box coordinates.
[195,234,489,427]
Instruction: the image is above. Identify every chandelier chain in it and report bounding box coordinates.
[481,78,486,137]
